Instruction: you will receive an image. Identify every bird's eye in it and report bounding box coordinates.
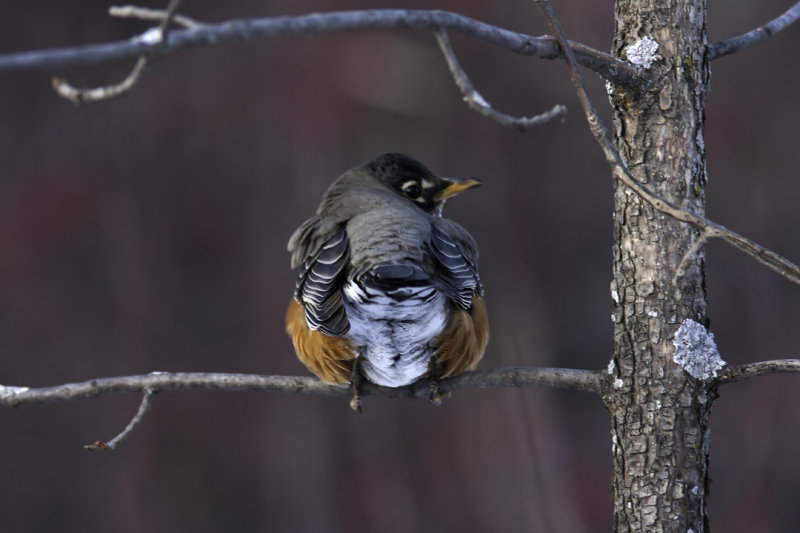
[402,182,422,200]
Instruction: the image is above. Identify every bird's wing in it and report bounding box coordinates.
[429,219,484,309]
[288,219,350,336]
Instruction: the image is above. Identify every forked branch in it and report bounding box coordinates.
[0,8,640,86]
[0,367,603,409]
[532,0,800,288]
[85,388,154,451]
[0,368,601,450]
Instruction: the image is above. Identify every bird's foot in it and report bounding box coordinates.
[349,357,363,413]
[427,359,445,406]
[428,378,443,406]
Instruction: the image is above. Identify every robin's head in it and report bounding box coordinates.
[363,153,482,215]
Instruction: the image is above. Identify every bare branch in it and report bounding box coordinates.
[710,1,800,60]
[702,222,800,285]
[85,388,154,451]
[715,359,800,385]
[435,29,566,130]
[532,0,800,288]
[622,192,800,286]
[0,9,641,87]
[109,4,201,29]
[53,0,183,104]
[0,367,603,409]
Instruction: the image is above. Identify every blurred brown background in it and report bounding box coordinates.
[1,1,799,531]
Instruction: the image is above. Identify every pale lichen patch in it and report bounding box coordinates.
[672,319,726,380]
[625,36,660,69]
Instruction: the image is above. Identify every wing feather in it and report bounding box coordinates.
[291,225,350,336]
[430,221,483,309]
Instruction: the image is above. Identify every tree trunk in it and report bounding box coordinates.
[607,1,713,531]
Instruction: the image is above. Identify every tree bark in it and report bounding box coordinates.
[607,1,713,531]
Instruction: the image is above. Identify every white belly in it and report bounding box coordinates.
[343,281,448,387]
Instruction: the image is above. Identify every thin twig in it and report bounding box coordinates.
[109,4,201,29]
[715,359,800,385]
[53,0,183,104]
[85,388,154,451]
[0,9,642,87]
[674,229,709,283]
[52,56,149,103]
[0,367,604,409]
[532,0,800,288]
[435,29,566,130]
[709,1,800,60]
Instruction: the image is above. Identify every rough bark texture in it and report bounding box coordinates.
[607,1,713,531]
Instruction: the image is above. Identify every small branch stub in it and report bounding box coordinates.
[132,27,165,46]
[717,358,800,384]
[109,4,202,29]
[673,319,727,380]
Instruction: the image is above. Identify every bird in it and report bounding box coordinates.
[286,153,488,409]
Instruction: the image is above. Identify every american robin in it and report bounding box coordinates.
[286,153,488,408]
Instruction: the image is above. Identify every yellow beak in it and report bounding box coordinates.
[435,177,483,201]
